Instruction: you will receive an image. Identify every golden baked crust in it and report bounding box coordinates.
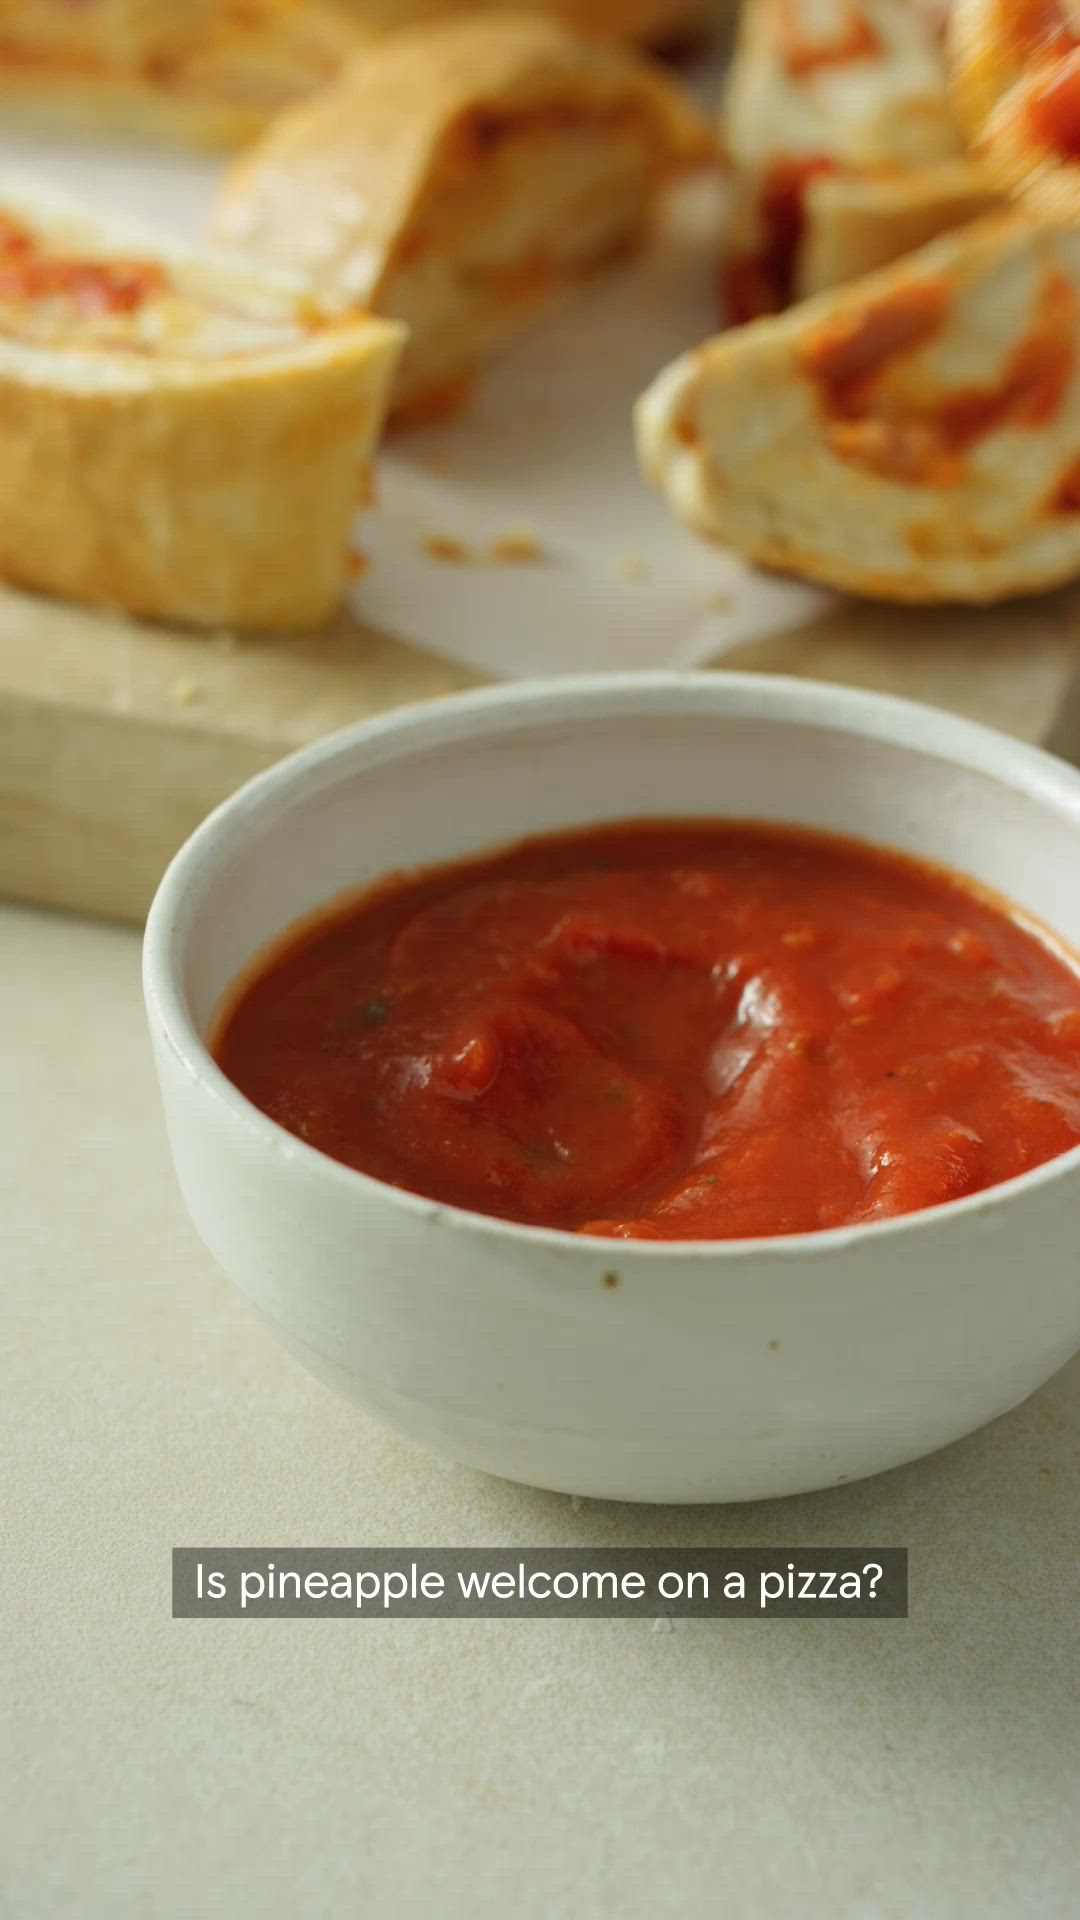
[796,159,1000,295]
[336,0,715,44]
[638,213,1080,604]
[722,152,1000,319]
[215,10,711,416]
[949,0,1080,217]
[720,0,996,320]
[0,0,360,148]
[0,174,404,629]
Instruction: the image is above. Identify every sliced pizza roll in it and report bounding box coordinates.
[0,0,360,149]
[788,160,1001,300]
[637,213,1080,604]
[950,0,1080,216]
[721,0,999,321]
[214,11,711,422]
[0,173,404,630]
[723,153,1000,321]
[725,0,960,176]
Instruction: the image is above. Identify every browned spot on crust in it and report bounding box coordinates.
[906,520,1002,559]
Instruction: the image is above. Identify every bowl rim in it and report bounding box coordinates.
[143,669,1080,1261]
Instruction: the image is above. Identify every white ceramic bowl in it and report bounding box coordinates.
[144,673,1080,1503]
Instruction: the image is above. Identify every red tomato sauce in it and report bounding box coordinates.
[723,156,838,325]
[0,212,167,316]
[1026,49,1080,159]
[1011,0,1077,63]
[800,270,1077,486]
[212,821,1080,1240]
[1003,3,1080,159]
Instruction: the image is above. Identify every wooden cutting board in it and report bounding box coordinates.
[2,577,1079,924]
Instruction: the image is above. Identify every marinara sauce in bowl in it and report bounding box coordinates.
[144,675,1080,1502]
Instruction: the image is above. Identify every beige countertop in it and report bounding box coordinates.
[5,899,1078,1919]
